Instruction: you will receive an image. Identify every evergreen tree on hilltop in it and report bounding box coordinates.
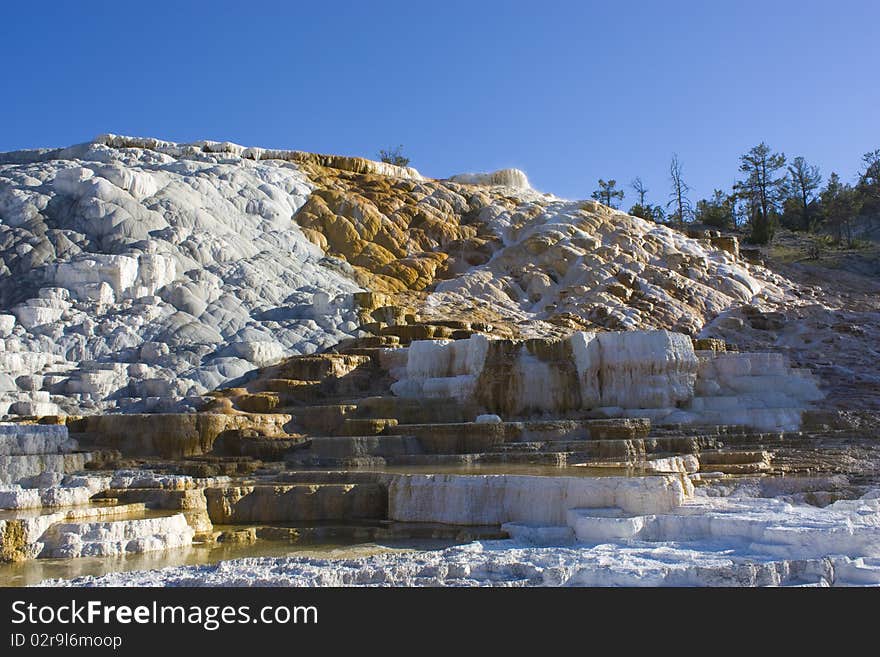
[592,179,625,209]
[782,156,822,231]
[695,189,736,230]
[821,172,863,247]
[735,143,787,244]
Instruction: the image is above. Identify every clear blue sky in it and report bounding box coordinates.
[1,0,877,205]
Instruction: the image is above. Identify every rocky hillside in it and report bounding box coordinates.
[0,135,800,416]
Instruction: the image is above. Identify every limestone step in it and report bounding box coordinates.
[68,413,293,459]
[255,370,390,406]
[339,335,400,349]
[566,508,644,542]
[204,483,387,523]
[235,392,282,413]
[1,502,151,562]
[357,418,652,449]
[0,424,76,456]
[248,380,323,407]
[383,452,572,467]
[368,305,411,325]
[251,523,507,545]
[392,422,507,454]
[352,291,390,311]
[265,355,373,382]
[702,431,819,450]
[290,404,358,433]
[6,401,62,417]
[290,456,389,469]
[156,459,261,479]
[699,450,774,465]
[38,512,195,559]
[288,420,693,465]
[95,488,208,511]
[504,418,652,442]
[370,435,716,466]
[286,441,712,469]
[277,471,387,485]
[380,324,454,342]
[428,320,472,331]
[582,418,652,440]
[211,433,309,461]
[354,396,476,424]
[300,435,422,459]
[495,435,717,456]
[698,450,773,474]
[329,346,394,361]
[0,484,96,510]
[0,453,93,486]
[335,418,398,436]
[357,321,387,334]
[63,502,148,520]
[651,424,752,436]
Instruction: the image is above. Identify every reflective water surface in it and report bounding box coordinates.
[0,535,460,587]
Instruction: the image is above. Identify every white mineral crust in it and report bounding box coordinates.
[40,489,880,587]
[0,136,363,414]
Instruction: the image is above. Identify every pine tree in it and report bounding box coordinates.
[591,179,625,209]
[735,143,787,244]
[785,156,822,231]
[695,189,735,229]
[821,172,863,247]
[857,149,880,219]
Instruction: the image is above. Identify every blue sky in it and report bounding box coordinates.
[1,1,877,205]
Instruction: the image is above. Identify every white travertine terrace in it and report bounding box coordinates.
[0,424,90,485]
[388,473,693,524]
[0,425,201,561]
[448,168,532,190]
[38,513,195,559]
[388,330,822,430]
[41,488,880,587]
[0,134,873,589]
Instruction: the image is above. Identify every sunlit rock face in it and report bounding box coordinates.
[0,424,90,485]
[0,424,217,563]
[0,136,363,415]
[388,330,821,430]
[1,504,196,562]
[424,199,792,337]
[388,473,692,524]
[391,330,697,414]
[66,412,293,458]
[37,513,195,559]
[449,168,532,189]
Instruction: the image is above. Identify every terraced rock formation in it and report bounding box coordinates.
[1,135,878,587]
[1,135,798,417]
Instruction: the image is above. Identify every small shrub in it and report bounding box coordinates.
[378,145,410,167]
